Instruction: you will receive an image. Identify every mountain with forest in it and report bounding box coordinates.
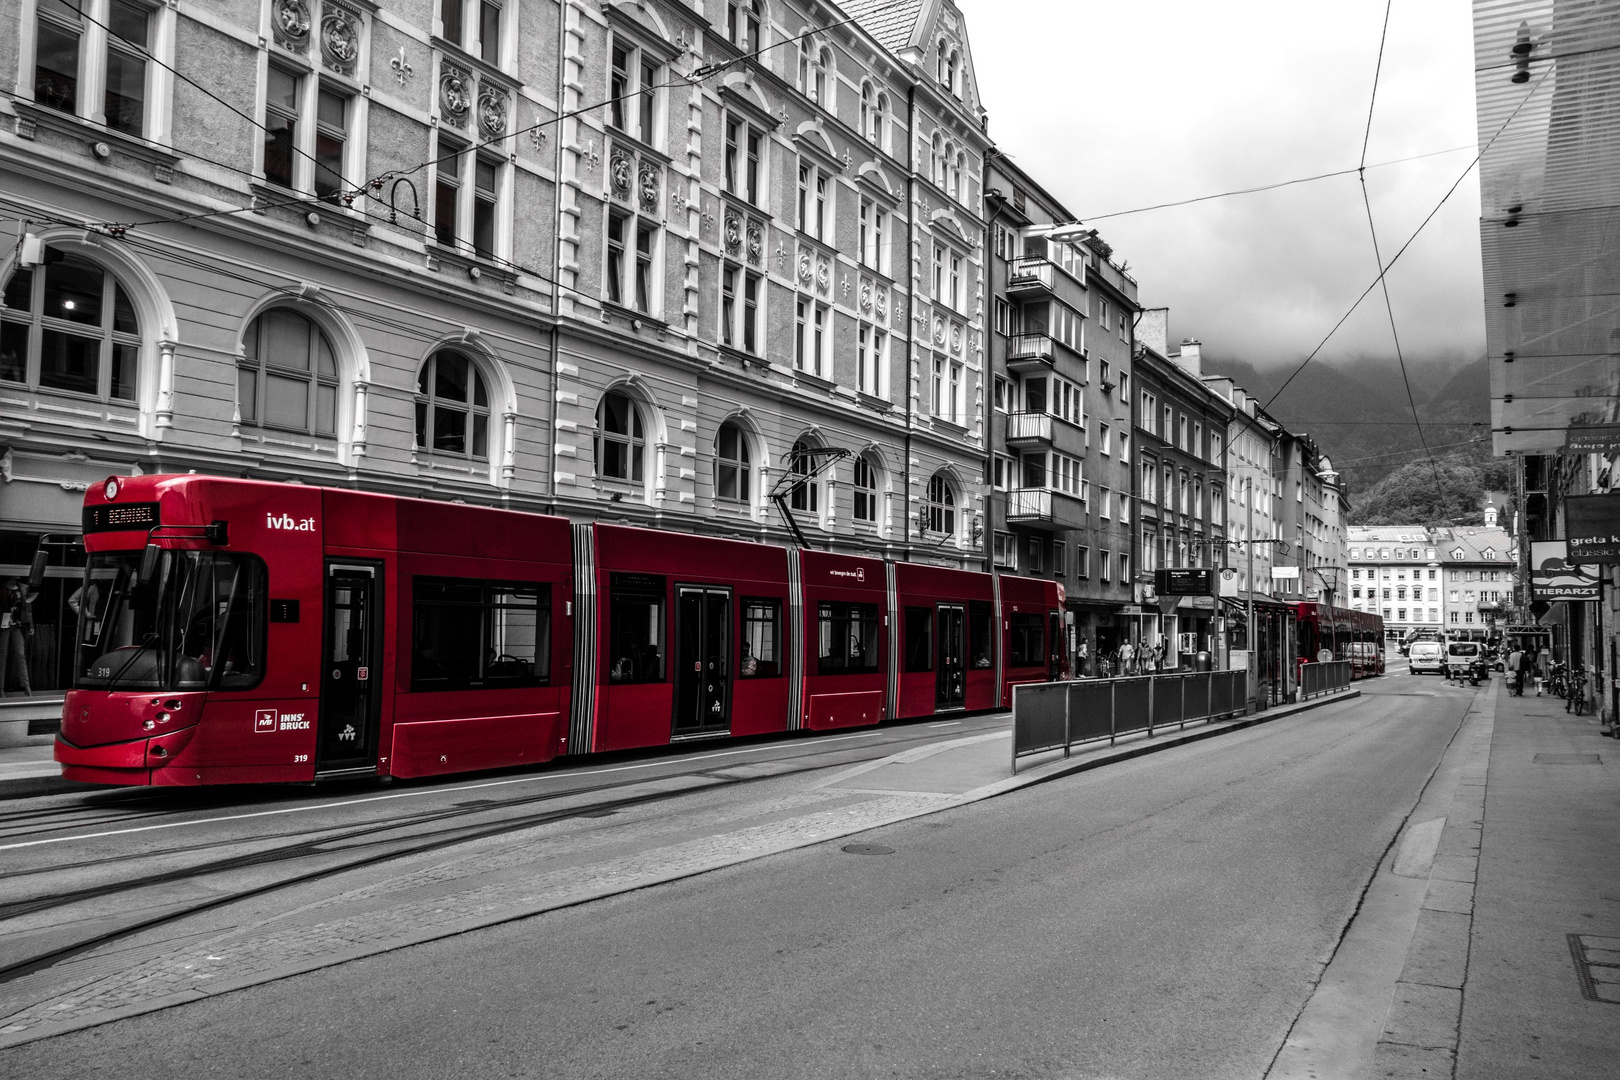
[1199,352,1497,526]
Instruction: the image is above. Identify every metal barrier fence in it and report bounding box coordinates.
[1298,660,1353,700]
[1011,670,1250,773]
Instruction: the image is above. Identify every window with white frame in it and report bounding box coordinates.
[788,439,820,515]
[797,161,831,241]
[1076,545,1091,578]
[264,65,355,203]
[239,308,338,436]
[440,0,505,63]
[993,297,1009,336]
[856,323,886,398]
[1100,550,1112,583]
[993,453,1014,490]
[433,133,504,260]
[1100,422,1112,456]
[1052,543,1066,576]
[714,420,751,504]
[1141,458,1157,502]
[605,206,659,314]
[858,196,889,273]
[1097,299,1110,331]
[723,113,763,205]
[852,454,880,523]
[1141,391,1157,435]
[795,299,829,378]
[1210,432,1223,463]
[930,356,964,425]
[1119,552,1131,581]
[414,350,489,460]
[33,0,158,138]
[596,389,645,484]
[948,251,963,313]
[726,0,761,50]
[720,261,763,356]
[932,244,945,302]
[860,84,889,149]
[993,374,1010,413]
[2,249,141,404]
[608,36,662,147]
[1051,452,1083,497]
[924,473,957,537]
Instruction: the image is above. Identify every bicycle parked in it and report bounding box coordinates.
[1565,666,1589,715]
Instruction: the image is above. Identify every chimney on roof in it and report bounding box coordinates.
[1138,308,1169,357]
[1173,338,1203,377]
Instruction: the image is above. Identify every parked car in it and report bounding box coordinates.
[1409,641,1445,674]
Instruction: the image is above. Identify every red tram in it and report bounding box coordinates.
[54,475,1066,786]
[1291,602,1386,679]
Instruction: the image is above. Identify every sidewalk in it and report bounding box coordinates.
[1270,676,1620,1079]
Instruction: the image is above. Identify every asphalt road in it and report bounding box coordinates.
[0,678,1476,1079]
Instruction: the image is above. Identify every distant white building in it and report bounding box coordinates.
[1347,523,1518,638]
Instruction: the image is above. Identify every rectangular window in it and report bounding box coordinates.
[264,65,301,190]
[903,606,933,672]
[441,0,464,45]
[993,374,1010,412]
[411,577,551,691]
[723,265,763,354]
[741,598,781,678]
[994,531,1016,569]
[818,602,881,675]
[606,210,627,306]
[314,87,349,203]
[1009,613,1044,667]
[434,132,466,246]
[970,600,995,668]
[1119,552,1131,581]
[1100,550,1112,582]
[1026,536,1043,573]
[481,0,503,63]
[742,270,760,353]
[1052,544,1066,576]
[608,573,665,684]
[473,154,500,259]
[949,253,962,312]
[932,246,945,300]
[931,356,945,418]
[104,0,150,136]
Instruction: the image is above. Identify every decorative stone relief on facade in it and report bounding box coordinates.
[390,46,414,86]
[815,258,830,295]
[609,147,633,202]
[797,252,813,287]
[724,211,742,256]
[950,323,962,354]
[319,2,360,75]
[638,160,661,214]
[478,88,508,139]
[745,220,763,266]
[859,278,872,313]
[933,316,946,345]
[272,0,312,52]
[440,64,471,128]
[874,286,887,320]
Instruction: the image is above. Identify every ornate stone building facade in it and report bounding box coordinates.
[0,0,991,698]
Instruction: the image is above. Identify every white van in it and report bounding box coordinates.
[1409,641,1445,674]
[1445,641,1482,679]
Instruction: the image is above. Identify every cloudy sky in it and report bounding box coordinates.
[961,0,1484,371]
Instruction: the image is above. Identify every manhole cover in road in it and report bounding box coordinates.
[842,844,894,855]
[1535,754,1602,764]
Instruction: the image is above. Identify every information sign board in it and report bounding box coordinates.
[1566,496,1620,564]
[1156,567,1213,596]
[1530,540,1601,600]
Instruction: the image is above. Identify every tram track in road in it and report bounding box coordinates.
[0,715,1003,989]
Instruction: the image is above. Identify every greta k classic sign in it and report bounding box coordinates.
[1565,495,1620,564]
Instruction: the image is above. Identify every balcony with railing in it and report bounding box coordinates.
[1006,487,1087,530]
[1006,332,1055,372]
[1004,411,1053,446]
[1007,256,1055,295]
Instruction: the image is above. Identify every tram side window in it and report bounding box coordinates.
[969,600,994,668]
[904,606,933,672]
[1008,612,1044,667]
[741,597,782,678]
[609,573,665,684]
[411,578,550,692]
[818,601,881,675]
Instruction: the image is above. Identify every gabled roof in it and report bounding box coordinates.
[842,0,927,54]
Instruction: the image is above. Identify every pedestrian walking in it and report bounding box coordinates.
[1536,644,1552,696]
[1076,637,1090,679]
[1119,639,1136,676]
[0,578,35,697]
[1507,647,1526,696]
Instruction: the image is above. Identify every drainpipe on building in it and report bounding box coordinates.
[903,84,917,562]
[981,148,1000,576]
[545,0,570,515]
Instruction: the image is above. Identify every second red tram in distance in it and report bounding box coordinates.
[1291,602,1386,679]
[54,475,1067,787]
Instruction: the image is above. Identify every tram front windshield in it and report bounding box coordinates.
[74,550,267,692]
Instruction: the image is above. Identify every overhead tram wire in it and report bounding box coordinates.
[1355,0,1445,488]
[1262,63,1557,414]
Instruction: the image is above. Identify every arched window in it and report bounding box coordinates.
[415,350,489,458]
[596,389,645,483]
[937,37,949,85]
[860,83,873,141]
[947,49,960,96]
[788,439,818,513]
[873,93,889,150]
[797,35,810,90]
[954,150,967,201]
[715,421,751,503]
[1,249,139,402]
[815,46,832,107]
[930,133,943,186]
[925,473,956,536]
[239,308,338,435]
[852,454,879,523]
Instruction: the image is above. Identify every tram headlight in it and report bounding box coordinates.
[104,478,120,500]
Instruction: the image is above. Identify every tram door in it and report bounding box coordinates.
[317,562,383,775]
[673,587,731,737]
[936,603,966,708]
